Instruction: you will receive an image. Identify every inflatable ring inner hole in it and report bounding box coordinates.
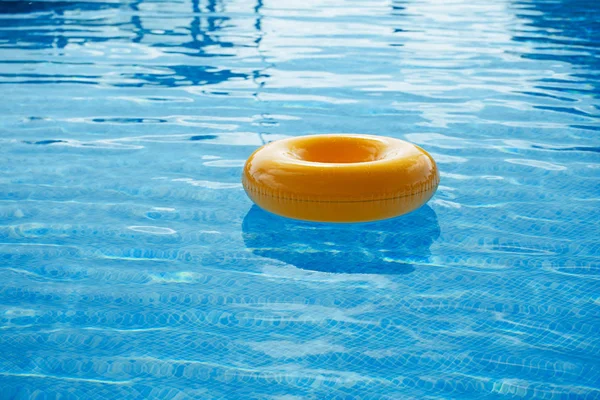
[289,136,387,164]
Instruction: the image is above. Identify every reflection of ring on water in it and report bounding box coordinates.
[242,205,440,275]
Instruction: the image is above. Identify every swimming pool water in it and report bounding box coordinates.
[0,0,599,398]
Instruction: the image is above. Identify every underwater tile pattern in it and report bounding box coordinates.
[0,0,599,398]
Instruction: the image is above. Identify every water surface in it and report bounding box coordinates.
[1,0,599,398]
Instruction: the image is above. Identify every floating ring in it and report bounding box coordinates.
[242,134,439,223]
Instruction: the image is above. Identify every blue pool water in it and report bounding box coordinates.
[1,0,599,398]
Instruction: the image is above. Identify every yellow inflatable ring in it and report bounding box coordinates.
[242,134,439,223]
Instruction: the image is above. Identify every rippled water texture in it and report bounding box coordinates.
[1,0,599,398]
